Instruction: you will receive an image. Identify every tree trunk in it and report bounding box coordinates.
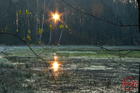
[137,0,140,92]
[137,0,140,33]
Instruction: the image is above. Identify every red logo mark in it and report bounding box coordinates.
[122,77,138,91]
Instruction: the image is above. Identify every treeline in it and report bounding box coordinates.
[0,0,139,45]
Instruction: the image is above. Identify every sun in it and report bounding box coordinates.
[46,10,64,24]
[51,12,63,23]
[53,14,59,20]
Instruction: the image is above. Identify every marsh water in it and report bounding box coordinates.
[0,46,139,92]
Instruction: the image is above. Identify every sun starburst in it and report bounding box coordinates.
[46,10,64,24]
[53,14,59,20]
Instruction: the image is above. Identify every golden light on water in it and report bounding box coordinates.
[54,56,58,60]
[53,62,59,71]
[48,54,64,79]
[52,55,59,71]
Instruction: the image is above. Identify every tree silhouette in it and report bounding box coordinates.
[137,0,140,33]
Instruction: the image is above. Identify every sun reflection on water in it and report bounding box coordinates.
[47,54,64,80]
[53,62,59,71]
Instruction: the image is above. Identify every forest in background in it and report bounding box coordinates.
[0,0,139,46]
